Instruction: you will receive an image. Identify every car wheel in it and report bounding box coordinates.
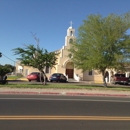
[28,80,31,82]
[114,81,116,85]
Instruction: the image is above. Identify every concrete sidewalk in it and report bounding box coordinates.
[0,87,130,97]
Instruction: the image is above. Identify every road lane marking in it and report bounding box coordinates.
[0,116,130,120]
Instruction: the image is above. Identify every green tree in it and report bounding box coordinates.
[0,65,11,80]
[69,12,130,87]
[4,64,15,73]
[12,44,59,85]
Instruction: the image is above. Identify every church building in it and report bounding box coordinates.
[16,23,130,83]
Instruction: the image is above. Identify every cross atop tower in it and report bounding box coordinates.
[69,21,73,27]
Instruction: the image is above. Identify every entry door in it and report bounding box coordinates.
[66,69,73,78]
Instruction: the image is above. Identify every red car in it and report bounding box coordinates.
[27,72,48,82]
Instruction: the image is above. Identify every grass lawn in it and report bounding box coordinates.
[0,82,130,92]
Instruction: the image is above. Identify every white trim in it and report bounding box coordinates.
[62,59,72,68]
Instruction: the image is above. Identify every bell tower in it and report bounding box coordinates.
[65,21,76,46]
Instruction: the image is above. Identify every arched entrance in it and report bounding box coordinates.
[66,62,74,78]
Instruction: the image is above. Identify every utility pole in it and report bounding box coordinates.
[0,52,2,58]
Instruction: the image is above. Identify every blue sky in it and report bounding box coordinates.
[0,0,130,66]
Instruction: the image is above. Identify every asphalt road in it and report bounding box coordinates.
[0,95,130,130]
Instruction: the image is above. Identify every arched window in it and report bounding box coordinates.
[69,38,73,43]
[69,54,73,58]
[70,31,73,36]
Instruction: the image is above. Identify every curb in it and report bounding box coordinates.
[66,92,130,97]
[0,91,130,97]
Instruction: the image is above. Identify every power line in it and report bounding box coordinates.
[1,52,23,67]
[0,52,15,64]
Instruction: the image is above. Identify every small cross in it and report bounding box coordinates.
[70,21,73,27]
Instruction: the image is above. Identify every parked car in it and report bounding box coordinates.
[49,73,67,82]
[27,72,48,82]
[110,73,129,85]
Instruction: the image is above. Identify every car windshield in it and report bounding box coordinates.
[53,73,62,76]
[115,74,125,77]
[31,72,39,75]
